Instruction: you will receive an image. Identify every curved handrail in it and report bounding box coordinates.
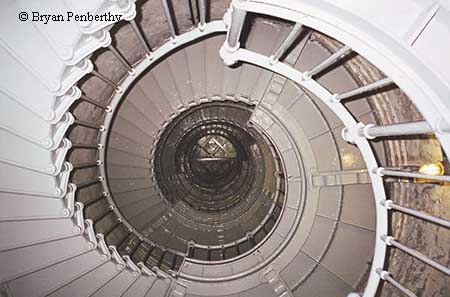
[220,3,389,293]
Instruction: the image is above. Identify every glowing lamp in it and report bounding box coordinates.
[418,162,444,176]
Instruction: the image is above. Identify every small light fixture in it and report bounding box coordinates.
[418,161,444,176]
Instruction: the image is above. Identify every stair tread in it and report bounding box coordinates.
[136,73,174,121]
[6,249,105,297]
[185,40,207,101]
[205,35,225,96]
[292,264,354,297]
[166,48,195,105]
[0,192,70,221]
[0,217,80,252]
[0,235,92,283]
[48,261,120,297]
[144,277,171,297]
[91,268,138,297]
[152,60,184,111]
[122,274,155,297]
[0,162,69,198]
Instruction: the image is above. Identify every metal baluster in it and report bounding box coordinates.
[103,220,122,238]
[160,0,177,41]
[248,235,256,247]
[221,247,226,260]
[157,249,167,268]
[270,23,303,65]
[129,239,143,257]
[93,207,113,223]
[188,0,199,25]
[71,143,104,150]
[359,121,434,139]
[303,45,352,79]
[144,244,156,263]
[381,200,450,228]
[74,119,105,132]
[376,269,417,297]
[108,45,135,74]
[224,5,247,51]
[84,192,108,208]
[79,93,111,111]
[207,248,212,261]
[130,20,153,58]
[76,176,103,189]
[116,232,132,250]
[198,0,206,30]
[331,77,394,102]
[187,244,195,258]
[382,236,450,276]
[374,167,450,183]
[91,69,122,92]
[170,253,177,270]
[72,160,101,170]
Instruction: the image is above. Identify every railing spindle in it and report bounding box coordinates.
[331,77,394,102]
[376,269,417,297]
[74,119,105,132]
[108,45,135,74]
[160,0,177,40]
[381,200,450,228]
[359,121,433,139]
[270,23,303,64]
[91,70,122,92]
[374,167,450,183]
[382,236,450,276]
[79,93,111,111]
[130,20,153,58]
[72,160,101,170]
[198,0,206,30]
[303,45,352,79]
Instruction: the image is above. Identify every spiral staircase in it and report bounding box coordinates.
[1,0,449,296]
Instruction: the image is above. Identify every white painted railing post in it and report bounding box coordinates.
[220,0,248,65]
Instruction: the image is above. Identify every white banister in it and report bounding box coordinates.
[226,6,247,51]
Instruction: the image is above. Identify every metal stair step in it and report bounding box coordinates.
[90,261,140,297]
[0,216,82,253]
[135,73,174,121]
[145,277,171,297]
[48,260,121,297]
[0,235,94,283]
[0,191,73,221]
[6,249,107,297]
[0,162,71,198]
[166,48,195,106]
